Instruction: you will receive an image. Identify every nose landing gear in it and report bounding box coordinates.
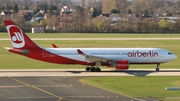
[156,64,160,71]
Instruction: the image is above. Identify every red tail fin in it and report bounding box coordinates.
[4,20,39,49]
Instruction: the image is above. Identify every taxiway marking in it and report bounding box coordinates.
[6,76,62,101]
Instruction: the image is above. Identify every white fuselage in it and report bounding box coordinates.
[45,48,176,64]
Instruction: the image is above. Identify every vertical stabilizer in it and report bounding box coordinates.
[4,20,39,49]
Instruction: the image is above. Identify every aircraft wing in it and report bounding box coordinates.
[77,49,121,62]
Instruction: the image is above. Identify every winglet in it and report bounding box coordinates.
[52,44,58,48]
[77,49,84,54]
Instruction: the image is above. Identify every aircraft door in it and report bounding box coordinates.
[156,51,164,61]
[42,50,47,57]
[159,51,164,58]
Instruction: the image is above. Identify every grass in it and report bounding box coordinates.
[80,76,180,101]
[1,32,180,38]
[0,39,179,69]
[1,33,180,101]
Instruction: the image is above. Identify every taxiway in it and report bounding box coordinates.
[0,76,154,101]
[0,69,180,77]
[0,69,179,101]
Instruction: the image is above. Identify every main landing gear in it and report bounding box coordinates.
[86,67,101,72]
[156,64,160,72]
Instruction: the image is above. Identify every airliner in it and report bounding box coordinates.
[4,20,177,72]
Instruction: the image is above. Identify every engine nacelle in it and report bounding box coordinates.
[116,60,129,70]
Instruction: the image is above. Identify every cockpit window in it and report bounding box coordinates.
[168,52,172,55]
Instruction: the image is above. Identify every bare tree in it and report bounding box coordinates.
[102,0,129,14]
[131,0,157,15]
[156,1,169,14]
[102,0,115,14]
[45,14,59,31]
[114,0,127,14]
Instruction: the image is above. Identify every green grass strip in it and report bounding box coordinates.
[81,76,180,101]
[1,33,180,38]
[0,40,179,69]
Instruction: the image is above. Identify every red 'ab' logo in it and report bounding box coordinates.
[7,25,25,48]
[11,32,23,44]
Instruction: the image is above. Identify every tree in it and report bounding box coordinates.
[166,10,172,16]
[38,3,49,13]
[127,9,132,14]
[102,0,114,14]
[72,21,78,31]
[97,20,105,30]
[91,8,98,18]
[40,19,46,27]
[131,0,157,15]
[13,4,19,13]
[74,6,86,32]
[102,0,127,14]
[49,5,58,14]
[111,9,119,14]
[33,7,40,15]
[0,5,5,11]
[24,6,29,10]
[45,15,58,26]
[49,4,57,10]
[158,19,173,30]
[24,12,32,21]
[142,9,149,17]
[114,0,127,14]
[173,20,180,32]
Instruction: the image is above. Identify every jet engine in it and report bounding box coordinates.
[115,60,129,69]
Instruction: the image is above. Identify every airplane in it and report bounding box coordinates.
[4,20,177,72]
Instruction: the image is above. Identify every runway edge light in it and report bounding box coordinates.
[165,87,180,90]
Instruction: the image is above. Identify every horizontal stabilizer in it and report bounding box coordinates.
[4,47,12,50]
[4,47,29,55]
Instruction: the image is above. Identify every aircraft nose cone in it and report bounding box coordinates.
[174,54,177,59]
[172,54,177,60]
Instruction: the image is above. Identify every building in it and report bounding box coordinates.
[60,6,73,30]
[31,10,44,22]
[0,11,12,16]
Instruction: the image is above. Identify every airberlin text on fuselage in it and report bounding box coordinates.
[127,50,158,57]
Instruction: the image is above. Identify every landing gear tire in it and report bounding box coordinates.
[86,67,90,72]
[156,68,159,72]
[156,64,160,72]
[86,67,101,72]
[90,67,96,72]
[96,68,101,72]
